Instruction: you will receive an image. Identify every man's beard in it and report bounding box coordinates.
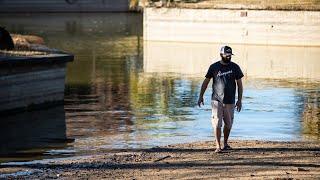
[222,56,231,63]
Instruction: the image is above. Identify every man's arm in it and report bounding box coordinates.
[236,79,243,112]
[198,78,211,107]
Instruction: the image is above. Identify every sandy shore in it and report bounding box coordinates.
[1,140,320,179]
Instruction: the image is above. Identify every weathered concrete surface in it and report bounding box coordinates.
[0,0,128,13]
[144,8,320,46]
[0,54,73,112]
[0,67,66,112]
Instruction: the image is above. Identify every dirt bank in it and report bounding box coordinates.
[1,140,320,179]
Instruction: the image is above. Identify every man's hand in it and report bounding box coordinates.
[198,97,204,107]
[198,78,210,108]
[236,100,242,112]
[236,79,243,112]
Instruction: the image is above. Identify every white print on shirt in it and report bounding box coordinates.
[217,70,232,77]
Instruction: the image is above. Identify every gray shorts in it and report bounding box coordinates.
[211,100,235,129]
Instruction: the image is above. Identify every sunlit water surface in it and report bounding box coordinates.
[0,13,319,163]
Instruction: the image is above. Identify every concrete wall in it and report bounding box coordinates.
[0,0,129,13]
[144,8,320,46]
[0,66,66,112]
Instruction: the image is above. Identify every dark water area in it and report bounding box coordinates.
[0,13,319,163]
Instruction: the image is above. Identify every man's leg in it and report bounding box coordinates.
[215,127,221,149]
[223,104,234,148]
[223,126,231,147]
[211,100,223,152]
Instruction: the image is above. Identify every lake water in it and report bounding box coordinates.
[0,13,319,162]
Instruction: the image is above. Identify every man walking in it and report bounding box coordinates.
[198,46,244,153]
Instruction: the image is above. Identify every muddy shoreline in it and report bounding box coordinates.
[1,140,320,179]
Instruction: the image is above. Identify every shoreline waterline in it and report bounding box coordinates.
[1,140,319,179]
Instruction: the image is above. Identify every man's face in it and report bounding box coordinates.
[221,53,232,63]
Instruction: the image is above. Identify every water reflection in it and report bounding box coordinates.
[300,89,320,140]
[0,106,72,162]
[144,41,320,80]
[143,41,320,141]
[0,13,319,162]
[246,80,320,140]
[0,13,142,159]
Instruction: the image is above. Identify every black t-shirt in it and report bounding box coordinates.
[205,61,244,104]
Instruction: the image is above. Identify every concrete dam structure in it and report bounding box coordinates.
[0,53,73,113]
[0,0,129,12]
[144,8,320,46]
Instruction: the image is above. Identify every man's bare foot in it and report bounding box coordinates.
[222,144,232,150]
[215,148,222,153]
